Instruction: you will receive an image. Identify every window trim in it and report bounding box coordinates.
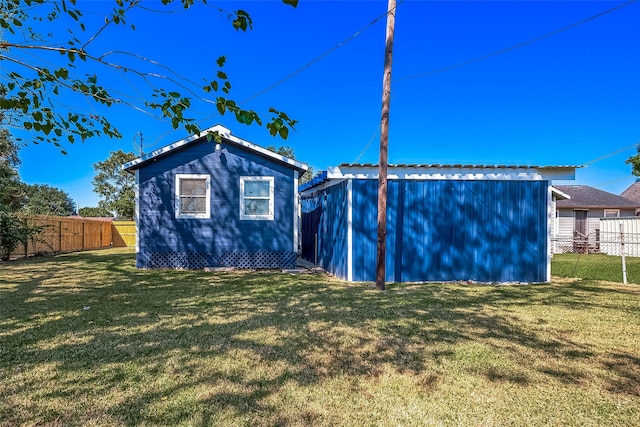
[604,209,620,218]
[240,176,274,220]
[175,174,211,219]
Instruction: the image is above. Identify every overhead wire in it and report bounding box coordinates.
[396,0,637,82]
[149,1,405,146]
[592,176,631,188]
[353,125,381,163]
[349,0,639,164]
[579,141,639,189]
[582,143,638,167]
[240,0,405,105]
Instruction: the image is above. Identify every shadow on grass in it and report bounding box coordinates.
[1,248,639,425]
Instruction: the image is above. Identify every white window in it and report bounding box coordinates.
[604,209,620,218]
[175,174,210,219]
[240,176,274,220]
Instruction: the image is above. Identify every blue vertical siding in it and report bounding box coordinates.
[136,138,297,269]
[350,179,548,282]
[300,181,349,279]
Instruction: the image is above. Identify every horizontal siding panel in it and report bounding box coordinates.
[137,139,297,268]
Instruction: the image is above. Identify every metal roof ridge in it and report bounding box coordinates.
[336,163,579,169]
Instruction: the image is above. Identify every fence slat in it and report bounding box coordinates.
[9,216,115,259]
[111,221,136,247]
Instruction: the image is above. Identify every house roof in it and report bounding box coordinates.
[299,164,577,193]
[554,185,640,209]
[620,181,640,203]
[122,125,308,175]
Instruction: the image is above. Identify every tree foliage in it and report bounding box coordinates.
[625,145,640,177]
[0,126,25,212]
[21,183,76,216]
[266,144,314,184]
[0,0,299,151]
[92,150,136,219]
[79,206,112,218]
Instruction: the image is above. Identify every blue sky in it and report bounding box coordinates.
[9,0,640,209]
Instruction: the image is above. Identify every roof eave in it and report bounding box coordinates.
[122,125,308,174]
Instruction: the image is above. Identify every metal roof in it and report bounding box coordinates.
[122,124,308,174]
[299,164,577,193]
[338,163,579,170]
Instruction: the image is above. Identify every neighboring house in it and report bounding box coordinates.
[620,180,640,206]
[553,185,640,253]
[123,125,308,269]
[300,164,576,283]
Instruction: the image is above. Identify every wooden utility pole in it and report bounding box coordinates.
[376,0,396,291]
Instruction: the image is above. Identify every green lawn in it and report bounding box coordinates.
[552,253,640,284]
[1,248,639,426]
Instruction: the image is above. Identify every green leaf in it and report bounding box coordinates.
[232,10,252,31]
[279,126,289,140]
[216,56,226,67]
[216,100,226,116]
[282,0,298,7]
[217,71,227,80]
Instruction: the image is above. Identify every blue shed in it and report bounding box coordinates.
[123,125,308,269]
[300,164,576,283]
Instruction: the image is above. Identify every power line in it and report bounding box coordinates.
[353,125,380,163]
[149,2,405,146]
[396,0,637,82]
[592,176,632,188]
[240,0,405,104]
[582,142,638,166]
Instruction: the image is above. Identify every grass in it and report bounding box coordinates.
[552,253,640,283]
[0,248,639,426]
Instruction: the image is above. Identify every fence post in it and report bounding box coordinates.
[620,223,627,285]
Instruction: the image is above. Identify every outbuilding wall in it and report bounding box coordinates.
[301,180,349,279]
[302,178,550,283]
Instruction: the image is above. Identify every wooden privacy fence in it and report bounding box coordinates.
[11,215,114,258]
[112,221,136,247]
